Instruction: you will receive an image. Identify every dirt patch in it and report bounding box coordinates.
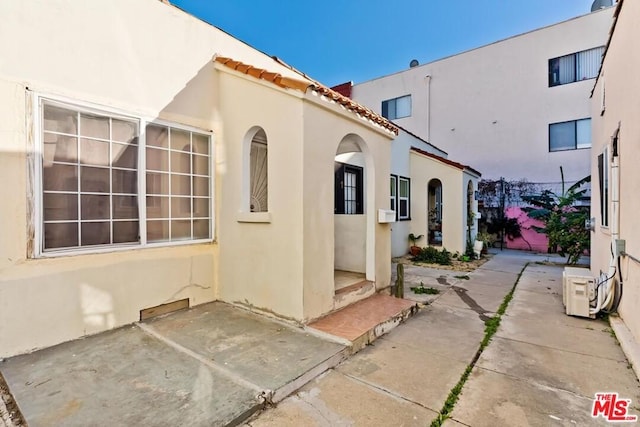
[393,253,493,272]
[0,371,26,427]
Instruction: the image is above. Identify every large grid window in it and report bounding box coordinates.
[549,46,605,87]
[145,124,211,242]
[39,98,212,254]
[381,95,411,120]
[398,177,410,220]
[549,118,591,152]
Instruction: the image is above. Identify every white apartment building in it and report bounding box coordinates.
[351,6,614,193]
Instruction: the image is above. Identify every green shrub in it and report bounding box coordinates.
[413,247,452,265]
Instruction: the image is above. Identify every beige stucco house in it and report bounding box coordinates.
[590,0,640,372]
[0,0,397,358]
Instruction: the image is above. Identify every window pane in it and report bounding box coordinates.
[81,222,110,246]
[171,174,191,196]
[146,124,169,148]
[577,47,604,81]
[44,222,78,249]
[192,134,209,155]
[193,176,209,197]
[171,151,191,174]
[146,172,169,195]
[381,100,390,119]
[170,128,191,151]
[395,96,411,118]
[113,221,139,244]
[576,119,591,149]
[171,220,191,240]
[550,121,576,151]
[80,138,109,166]
[399,199,408,218]
[43,104,77,134]
[80,114,109,140]
[193,155,209,176]
[81,166,110,193]
[112,142,137,169]
[146,196,169,219]
[399,179,409,197]
[193,219,209,239]
[147,220,169,242]
[390,177,396,196]
[43,134,77,163]
[43,193,78,221]
[112,119,137,143]
[112,195,138,220]
[113,169,137,194]
[193,198,209,218]
[146,147,168,171]
[171,197,191,218]
[81,194,110,220]
[558,55,576,85]
[43,164,77,192]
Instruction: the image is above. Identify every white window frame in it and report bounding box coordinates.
[549,118,591,152]
[382,95,411,120]
[398,176,410,221]
[33,93,215,258]
[390,175,397,216]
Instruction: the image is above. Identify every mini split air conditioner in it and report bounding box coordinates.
[563,267,596,319]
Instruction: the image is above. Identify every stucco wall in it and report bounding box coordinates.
[390,130,448,257]
[334,216,367,272]
[0,0,309,357]
[301,101,393,321]
[215,70,305,320]
[352,8,613,184]
[410,152,469,254]
[591,1,640,344]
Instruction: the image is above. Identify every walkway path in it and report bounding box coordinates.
[247,251,640,426]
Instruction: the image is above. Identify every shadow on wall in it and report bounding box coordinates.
[504,206,548,252]
[0,59,220,357]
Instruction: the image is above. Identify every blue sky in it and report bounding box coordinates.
[171,1,600,87]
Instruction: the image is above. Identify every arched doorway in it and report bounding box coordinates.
[428,179,443,245]
[333,134,375,291]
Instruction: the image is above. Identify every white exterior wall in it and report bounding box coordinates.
[390,130,447,257]
[0,0,314,357]
[352,9,613,184]
[591,1,640,345]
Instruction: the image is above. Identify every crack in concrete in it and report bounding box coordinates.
[451,286,492,323]
[340,371,438,413]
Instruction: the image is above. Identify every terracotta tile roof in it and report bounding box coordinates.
[214,56,398,135]
[410,147,481,177]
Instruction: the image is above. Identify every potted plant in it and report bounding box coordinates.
[475,231,495,254]
[408,233,424,256]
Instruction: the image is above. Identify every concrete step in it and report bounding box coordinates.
[307,293,419,353]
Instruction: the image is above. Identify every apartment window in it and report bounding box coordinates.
[335,163,363,214]
[390,175,397,213]
[381,95,411,120]
[549,46,605,87]
[398,177,410,220]
[598,148,609,227]
[549,118,591,152]
[39,98,212,254]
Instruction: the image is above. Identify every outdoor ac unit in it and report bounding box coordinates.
[563,267,596,319]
